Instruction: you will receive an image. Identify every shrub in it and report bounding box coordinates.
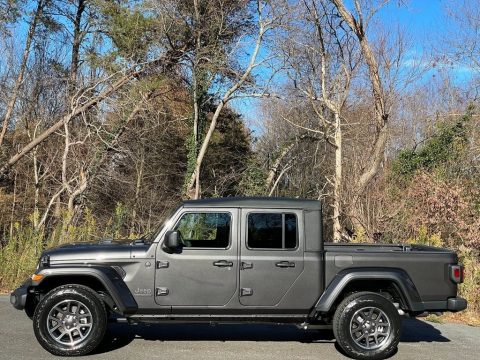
[0,222,44,291]
[1,208,107,291]
[458,246,480,316]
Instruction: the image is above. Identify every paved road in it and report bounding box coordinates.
[1,296,478,359]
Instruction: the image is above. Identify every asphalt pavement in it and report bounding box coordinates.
[0,296,478,359]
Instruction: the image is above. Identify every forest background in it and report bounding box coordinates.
[0,0,478,324]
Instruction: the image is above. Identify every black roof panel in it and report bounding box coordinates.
[182,197,321,210]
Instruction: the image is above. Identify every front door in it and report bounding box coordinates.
[154,208,238,307]
[239,209,304,306]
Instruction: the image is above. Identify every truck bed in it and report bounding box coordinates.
[323,242,458,304]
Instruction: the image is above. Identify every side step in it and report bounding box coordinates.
[297,322,333,330]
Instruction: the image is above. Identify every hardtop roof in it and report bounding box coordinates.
[182,197,321,210]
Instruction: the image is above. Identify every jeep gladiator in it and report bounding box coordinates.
[10,198,467,359]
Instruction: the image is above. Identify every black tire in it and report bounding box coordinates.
[33,284,107,356]
[333,292,401,360]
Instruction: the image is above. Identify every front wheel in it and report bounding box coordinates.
[333,292,401,360]
[33,284,107,356]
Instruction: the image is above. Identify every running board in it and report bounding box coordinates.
[119,313,307,325]
[297,322,333,330]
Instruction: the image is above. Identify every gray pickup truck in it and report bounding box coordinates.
[10,198,467,359]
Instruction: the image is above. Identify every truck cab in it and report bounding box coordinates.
[148,198,322,318]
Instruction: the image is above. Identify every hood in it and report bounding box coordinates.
[42,238,150,264]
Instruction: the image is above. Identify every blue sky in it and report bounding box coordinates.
[235,0,475,132]
[379,1,443,36]
[379,1,474,79]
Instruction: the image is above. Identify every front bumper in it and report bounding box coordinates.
[10,281,31,310]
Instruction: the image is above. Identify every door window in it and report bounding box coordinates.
[175,212,231,248]
[247,213,297,249]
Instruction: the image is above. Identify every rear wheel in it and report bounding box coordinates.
[33,284,107,356]
[333,292,400,360]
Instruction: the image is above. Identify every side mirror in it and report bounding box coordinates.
[163,230,181,252]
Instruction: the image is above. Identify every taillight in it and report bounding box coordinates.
[450,264,464,284]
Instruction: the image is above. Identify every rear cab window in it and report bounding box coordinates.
[247,213,298,250]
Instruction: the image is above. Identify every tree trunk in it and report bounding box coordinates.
[9,172,17,239]
[69,0,86,91]
[33,148,40,229]
[266,142,295,191]
[67,169,87,213]
[186,99,226,198]
[332,112,342,242]
[332,0,389,235]
[189,0,205,200]
[130,147,145,234]
[0,0,44,148]
[191,71,201,199]
[268,164,292,196]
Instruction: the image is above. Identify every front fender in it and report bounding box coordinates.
[32,266,138,315]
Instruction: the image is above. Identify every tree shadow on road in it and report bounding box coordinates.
[94,317,450,356]
[94,322,334,354]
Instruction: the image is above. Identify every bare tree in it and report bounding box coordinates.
[330,0,396,235]
[443,0,480,73]
[273,0,359,241]
[0,56,178,181]
[441,0,480,100]
[185,0,277,199]
[0,0,45,148]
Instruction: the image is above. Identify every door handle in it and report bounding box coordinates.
[213,260,233,267]
[275,261,295,268]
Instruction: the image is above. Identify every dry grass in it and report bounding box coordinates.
[1,214,94,290]
[443,312,480,327]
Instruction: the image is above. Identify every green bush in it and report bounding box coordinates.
[392,106,473,180]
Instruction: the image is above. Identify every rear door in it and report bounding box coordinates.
[154,208,238,307]
[239,208,304,306]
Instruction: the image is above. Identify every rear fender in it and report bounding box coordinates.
[312,267,424,315]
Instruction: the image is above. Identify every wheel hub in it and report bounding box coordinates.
[47,299,93,346]
[349,306,391,350]
[63,315,77,329]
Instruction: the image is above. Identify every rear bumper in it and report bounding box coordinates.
[10,281,31,311]
[420,297,467,313]
[447,297,467,312]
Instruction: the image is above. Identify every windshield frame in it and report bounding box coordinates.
[145,205,181,243]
